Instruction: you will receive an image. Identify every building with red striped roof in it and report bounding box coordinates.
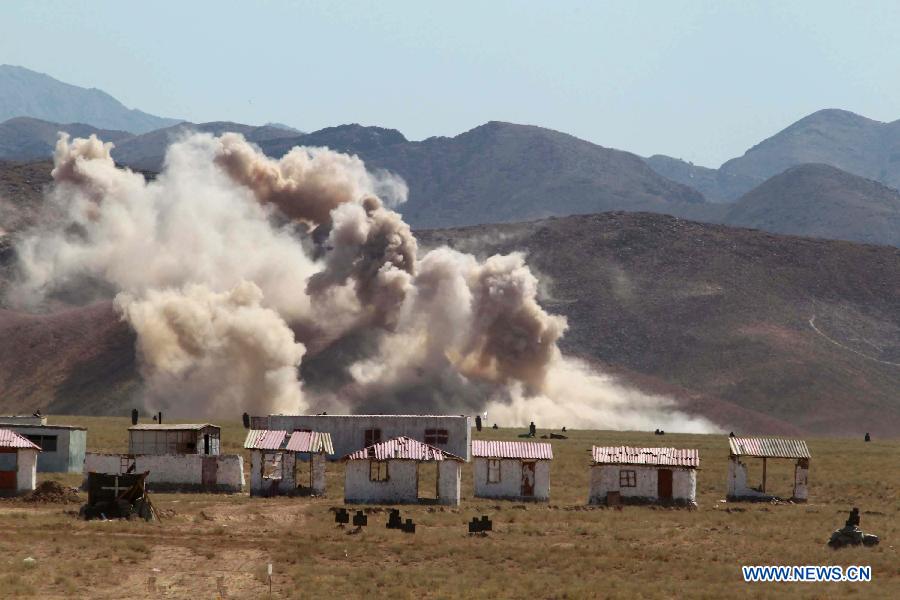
[588,446,699,506]
[471,440,553,501]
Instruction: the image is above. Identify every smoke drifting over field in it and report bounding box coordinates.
[10,131,716,432]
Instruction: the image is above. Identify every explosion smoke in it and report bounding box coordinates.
[10,130,717,432]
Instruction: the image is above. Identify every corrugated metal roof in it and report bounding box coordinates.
[0,428,42,450]
[243,430,287,450]
[285,431,334,455]
[471,440,553,460]
[591,446,700,468]
[344,436,464,462]
[129,423,219,431]
[729,437,811,459]
[243,430,334,454]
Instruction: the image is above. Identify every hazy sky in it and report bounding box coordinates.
[2,1,898,166]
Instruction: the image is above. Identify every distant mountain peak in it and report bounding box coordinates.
[0,64,180,134]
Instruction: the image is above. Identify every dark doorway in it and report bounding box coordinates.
[202,456,217,489]
[203,434,210,455]
[521,461,536,497]
[657,469,673,500]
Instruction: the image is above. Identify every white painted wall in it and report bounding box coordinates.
[589,465,695,504]
[84,453,244,492]
[260,415,472,460]
[16,448,38,493]
[473,458,551,500]
[437,461,461,506]
[727,457,810,501]
[344,459,418,504]
[793,460,809,501]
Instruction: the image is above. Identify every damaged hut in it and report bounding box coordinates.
[588,446,699,506]
[244,430,333,497]
[471,440,553,501]
[0,429,40,496]
[84,423,244,492]
[343,436,464,505]
[726,437,810,502]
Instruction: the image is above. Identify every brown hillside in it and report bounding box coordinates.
[418,212,900,436]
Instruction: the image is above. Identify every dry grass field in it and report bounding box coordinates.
[1,416,898,598]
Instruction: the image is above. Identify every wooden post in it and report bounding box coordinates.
[761,458,767,493]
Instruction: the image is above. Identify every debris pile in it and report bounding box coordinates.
[80,471,159,521]
[23,481,82,504]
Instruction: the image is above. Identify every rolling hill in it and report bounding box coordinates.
[0,117,133,161]
[0,64,180,134]
[726,164,900,246]
[417,213,900,436]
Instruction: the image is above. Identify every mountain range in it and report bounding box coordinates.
[2,84,900,246]
[649,109,900,202]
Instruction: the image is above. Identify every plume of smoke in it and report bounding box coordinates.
[306,198,417,329]
[12,132,315,416]
[213,132,407,229]
[485,357,719,432]
[116,282,307,418]
[10,131,718,432]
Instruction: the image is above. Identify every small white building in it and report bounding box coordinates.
[588,446,699,506]
[0,422,87,473]
[252,414,472,461]
[0,428,41,496]
[244,430,333,497]
[471,440,552,501]
[84,423,243,492]
[342,436,463,505]
[727,437,810,502]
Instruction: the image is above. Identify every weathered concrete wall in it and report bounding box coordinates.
[473,458,551,500]
[84,453,244,492]
[726,458,767,500]
[17,448,38,493]
[0,425,86,473]
[727,457,809,501]
[312,453,326,495]
[589,465,695,504]
[344,459,418,504]
[437,461,461,505]
[793,459,809,501]
[259,415,472,460]
[249,451,327,497]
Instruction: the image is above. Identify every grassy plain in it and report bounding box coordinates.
[0,416,898,598]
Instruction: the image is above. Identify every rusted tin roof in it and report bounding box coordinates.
[471,440,553,460]
[591,446,700,468]
[729,437,810,459]
[130,423,219,431]
[243,429,287,450]
[0,428,41,450]
[243,430,334,454]
[344,436,464,462]
[285,431,334,455]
